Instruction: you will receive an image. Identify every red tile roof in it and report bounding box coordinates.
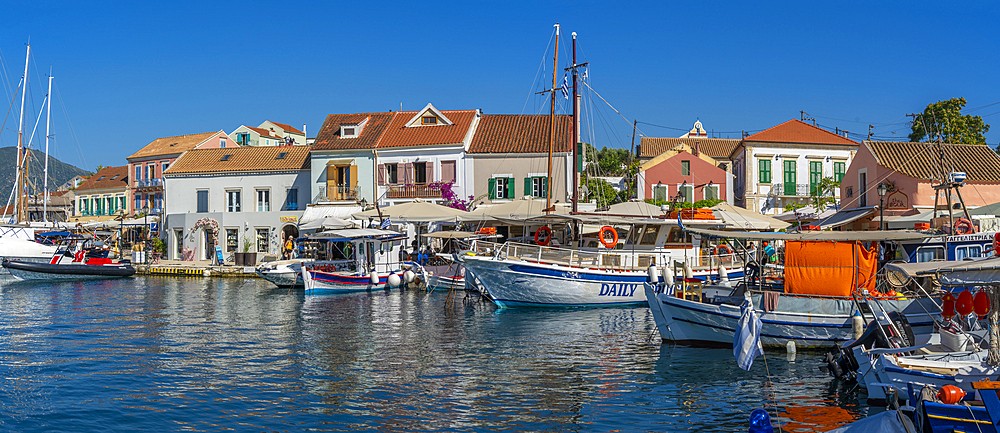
[377,110,478,148]
[165,145,311,175]
[75,166,129,191]
[248,126,282,138]
[128,131,221,160]
[639,137,741,159]
[744,119,858,146]
[312,113,394,150]
[269,121,303,135]
[468,114,572,153]
[866,141,1000,183]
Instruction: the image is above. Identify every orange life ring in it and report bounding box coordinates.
[711,244,733,256]
[534,226,552,246]
[954,218,975,235]
[599,226,618,248]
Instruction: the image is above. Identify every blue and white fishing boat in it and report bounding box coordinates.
[299,228,407,293]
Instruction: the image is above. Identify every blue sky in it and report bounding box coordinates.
[2,1,998,171]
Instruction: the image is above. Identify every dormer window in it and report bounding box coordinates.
[97,176,106,181]
[422,116,437,125]
[341,126,357,138]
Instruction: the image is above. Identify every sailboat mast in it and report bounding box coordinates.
[16,44,30,224]
[546,23,560,212]
[571,32,579,213]
[43,73,53,223]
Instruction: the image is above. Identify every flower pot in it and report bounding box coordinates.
[234,252,245,266]
[245,253,257,265]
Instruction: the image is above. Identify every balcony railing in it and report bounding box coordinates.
[316,186,358,202]
[135,178,163,188]
[386,184,442,199]
[768,183,838,197]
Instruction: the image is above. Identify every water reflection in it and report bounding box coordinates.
[0,278,870,432]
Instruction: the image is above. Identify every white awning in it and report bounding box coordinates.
[815,207,876,229]
[308,228,403,241]
[300,205,363,224]
[324,159,355,166]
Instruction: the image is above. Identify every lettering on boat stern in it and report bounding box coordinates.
[599,283,638,297]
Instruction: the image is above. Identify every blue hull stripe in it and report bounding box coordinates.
[671,316,848,342]
[493,298,645,308]
[508,264,743,283]
[662,299,935,329]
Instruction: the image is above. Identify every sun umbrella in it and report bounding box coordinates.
[467,196,568,223]
[352,198,474,223]
[711,202,790,230]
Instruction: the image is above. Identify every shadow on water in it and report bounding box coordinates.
[0,277,870,432]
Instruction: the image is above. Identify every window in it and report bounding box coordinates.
[639,226,660,245]
[704,184,719,201]
[859,172,868,207]
[525,176,547,198]
[236,132,249,145]
[386,164,399,184]
[342,127,356,137]
[654,184,667,202]
[257,189,270,212]
[422,116,437,125]
[220,154,232,161]
[196,190,209,213]
[783,160,796,196]
[226,228,238,253]
[489,177,514,199]
[679,184,694,203]
[256,228,269,253]
[162,161,170,174]
[285,188,298,211]
[276,152,287,160]
[809,161,823,195]
[414,162,427,184]
[758,159,771,183]
[916,246,944,263]
[441,160,456,183]
[97,176,106,181]
[834,162,846,183]
[226,190,241,212]
[681,160,690,176]
[144,164,151,180]
[135,194,142,211]
[956,245,984,261]
[135,166,142,183]
[220,139,226,148]
[155,193,162,210]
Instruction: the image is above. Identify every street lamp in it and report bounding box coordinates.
[142,205,149,253]
[877,183,888,231]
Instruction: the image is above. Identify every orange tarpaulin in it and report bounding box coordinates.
[784,241,877,296]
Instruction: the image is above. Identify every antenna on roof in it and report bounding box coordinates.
[400,102,403,111]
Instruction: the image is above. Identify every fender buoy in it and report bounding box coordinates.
[942,292,956,320]
[599,226,618,249]
[711,244,733,256]
[954,218,975,235]
[534,226,552,246]
[938,385,966,405]
[993,232,1000,256]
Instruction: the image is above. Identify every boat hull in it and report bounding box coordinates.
[644,284,938,348]
[302,267,391,293]
[3,260,135,280]
[256,260,310,287]
[857,346,998,402]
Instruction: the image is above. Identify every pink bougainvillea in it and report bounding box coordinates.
[429,181,474,211]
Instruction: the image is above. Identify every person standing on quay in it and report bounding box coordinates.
[283,235,295,260]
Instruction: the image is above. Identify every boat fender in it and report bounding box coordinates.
[369,273,380,285]
[661,265,674,286]
[937,385,966,405]
[683,263,693,280]
[956,290,974,317]
[387,273,401,288]
[403,270,416,284]
[717,265,729,282]
[786,340,796,354]
[852,314,864,339]
[646,265,659,283]
[994,232,1000,256]
[974,289,990,319]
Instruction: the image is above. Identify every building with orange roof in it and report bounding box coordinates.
[71,166,129,223]
[127,130,237,217]
[231,121,307,147]
[732,119,859,214]
[162,145,312,262]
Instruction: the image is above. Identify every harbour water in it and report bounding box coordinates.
[0,277,873,432]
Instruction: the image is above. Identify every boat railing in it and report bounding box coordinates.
[469,240,747,272]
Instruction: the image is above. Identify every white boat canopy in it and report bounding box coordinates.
[887,256,1000,286]
[684,227,940,241]
[353,198,477,223]
[308,228,404,241]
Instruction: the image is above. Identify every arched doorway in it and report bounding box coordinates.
[280,224,299,259]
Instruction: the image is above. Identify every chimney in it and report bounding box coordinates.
[303,123,307,138]
[693,142,700,157]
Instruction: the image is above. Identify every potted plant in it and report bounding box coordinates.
[237,236,255,266]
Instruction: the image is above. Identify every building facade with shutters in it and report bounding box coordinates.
[162,145,311,262]
[467,114,573,206]
[731,119,858,214]
[72,166,129,223]
[636,143,732,204]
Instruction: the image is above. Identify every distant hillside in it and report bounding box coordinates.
[0,147,91,199]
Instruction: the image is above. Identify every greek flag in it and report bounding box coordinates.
[734,296,764,370]
[560,74,569,99]
[380,217,391,229]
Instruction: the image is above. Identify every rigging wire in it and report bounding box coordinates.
[54,82,88,169]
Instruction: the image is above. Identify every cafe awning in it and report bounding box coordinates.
[815,206,876,229]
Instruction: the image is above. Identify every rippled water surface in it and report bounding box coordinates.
[0,277,873,432]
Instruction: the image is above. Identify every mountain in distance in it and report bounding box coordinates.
[0,147,92,199]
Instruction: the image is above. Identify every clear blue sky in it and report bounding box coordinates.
[2,1,998,172]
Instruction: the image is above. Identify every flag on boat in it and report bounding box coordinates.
[561,74,569,99]
[734,296,764,370]
[380,217,391,229]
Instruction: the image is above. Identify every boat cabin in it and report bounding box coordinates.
[306,228,406,275]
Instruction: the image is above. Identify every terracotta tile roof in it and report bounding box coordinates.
[866,141,1000,183]
[165,145,311,175]
[247,126,282,138]
[268,121,303,135]
[378,110,478,148]
[312,113,394,150]
[468,114,571,154]
[75,166,129,191]
[128,131,220,160]
[49,190,69,197]
[745,119,858,146]
[639,137,740,159]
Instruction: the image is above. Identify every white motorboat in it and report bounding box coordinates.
[299,228,408,293]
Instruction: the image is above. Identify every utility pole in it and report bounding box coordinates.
[868,125,874,141]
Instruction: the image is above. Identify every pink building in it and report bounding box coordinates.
[637,143,731,204]
[838,140,1000,230]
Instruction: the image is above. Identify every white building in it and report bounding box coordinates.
[162,145,311,262]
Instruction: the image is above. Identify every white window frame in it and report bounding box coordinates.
[226,189,241,212]
[495,177,510,199]
[704,184,719,201]
[256,188,270,212]
[916,246,944,263]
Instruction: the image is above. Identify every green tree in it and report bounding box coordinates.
[909,98,990,144]
[583,176,619,209]
[810,177,840,211]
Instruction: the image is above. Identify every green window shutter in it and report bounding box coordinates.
[784,160,796,195]
[506,177,515,199]
[681,160,690,176]
[488,178,496,199]
[542,177,549,199]
[809,161,822,195]
[834,162,845,183]
[524,177,532,197]
[759,159,771,183]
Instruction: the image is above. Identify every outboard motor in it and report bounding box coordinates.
[822,311,914,381]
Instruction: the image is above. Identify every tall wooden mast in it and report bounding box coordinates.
[16,44,30,224]
[545,23,560,212]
